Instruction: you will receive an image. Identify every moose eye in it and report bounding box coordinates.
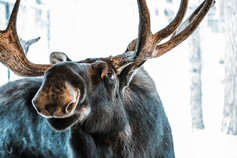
[106,71,114,80]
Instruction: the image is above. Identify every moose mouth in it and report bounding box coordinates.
[46,105,91,131]
[47,113,79,131]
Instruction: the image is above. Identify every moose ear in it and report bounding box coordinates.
[49,52,72,64]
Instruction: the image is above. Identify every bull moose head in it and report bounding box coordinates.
[0,0,214,132]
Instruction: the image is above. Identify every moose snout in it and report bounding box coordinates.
[32,81,80,118]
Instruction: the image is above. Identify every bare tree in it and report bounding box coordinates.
[169,1,206,130]
[188,2,205,130]
[221,0,237,135]
[189,27,205,130]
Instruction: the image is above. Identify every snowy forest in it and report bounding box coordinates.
[0,0,236,157]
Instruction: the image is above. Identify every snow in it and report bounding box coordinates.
[174,130,237,158]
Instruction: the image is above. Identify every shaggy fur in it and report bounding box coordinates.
[0,62,175,158]
[0,78,71,158]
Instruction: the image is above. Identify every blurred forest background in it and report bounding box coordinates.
[0,0,236,157]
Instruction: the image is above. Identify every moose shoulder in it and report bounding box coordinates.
[0,0,214,157]
[0,78,72,157]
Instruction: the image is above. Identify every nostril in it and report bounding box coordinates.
[65,102,76,114]
[45,104,56,116]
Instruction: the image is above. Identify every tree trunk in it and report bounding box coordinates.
[221,0,237,135]
[189,27,205,130]
[187,2,205,130]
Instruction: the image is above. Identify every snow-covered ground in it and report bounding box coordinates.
[174,130,237,158]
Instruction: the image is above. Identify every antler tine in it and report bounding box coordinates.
[0,0,51,76]
[112,0,214,72]
[112,0,155,71]
[111,0,188,72]
[154,0,215,58]
[111,0,154,70]
[126,0,188,61]
[171,0,215,38]
[153,0,188,41]
[113,0,188,69]
[126,0,188,52]
[134,0,152,56]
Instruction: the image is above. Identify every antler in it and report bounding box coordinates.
[0,0,215,76]
[112,0,215,71]
[0,0,51,76]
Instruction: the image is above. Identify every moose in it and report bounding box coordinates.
[0,0,214,157]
